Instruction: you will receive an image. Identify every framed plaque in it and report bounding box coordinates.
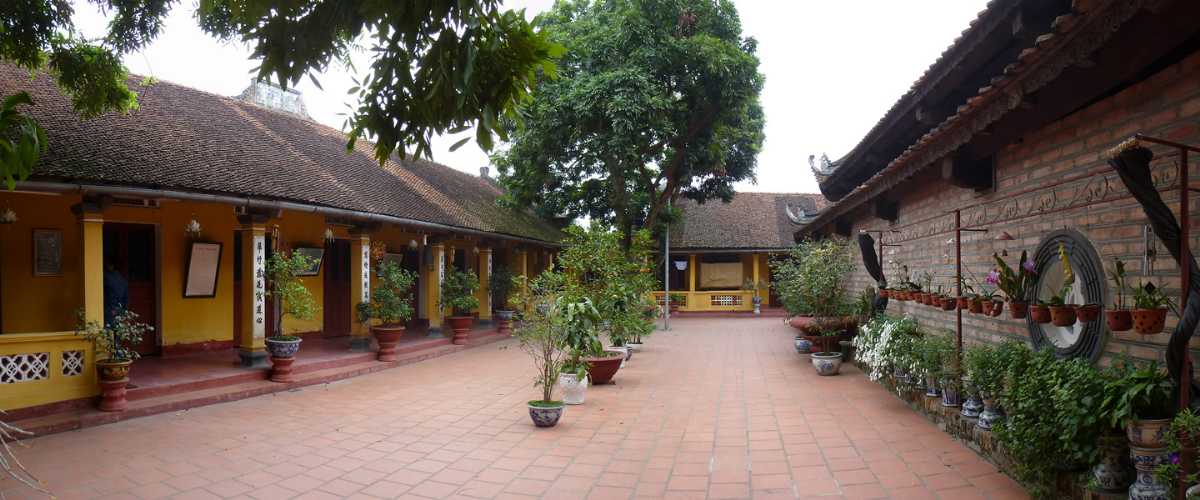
[33,229,62,276]
[294,247,324,276]
[184,241,222,297]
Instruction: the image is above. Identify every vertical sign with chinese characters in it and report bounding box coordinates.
[252,233,266,340]
[486,252,492,311]
[360,237,371,304]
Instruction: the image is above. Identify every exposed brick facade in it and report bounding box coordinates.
[839,49,1200,365]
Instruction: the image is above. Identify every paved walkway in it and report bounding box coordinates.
[1,317,1027,499]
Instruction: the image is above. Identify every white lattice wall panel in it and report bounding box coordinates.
[710,295,743,307]
[62,350,84,377]
[1,352,49,383]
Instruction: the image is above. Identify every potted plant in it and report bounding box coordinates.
[1107,258,1133,332]
[993,251,1035,319]
[490,265,517,334]
[1030,301,1051,324]
[667,293,686,313]
[1152,408,1200,495]
[515,284,570,428]
[1045,243,1078,327]
[1131,282,1173,335]
[810,323,844,376]
[1102,360,1175,498]
[442,268,481,344]
[264,251,319,383]
[365,260,416,361]
[75,308,153,411]
[743,278,766,314]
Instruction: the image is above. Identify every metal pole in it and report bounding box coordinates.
[664,199,671,331]
[955,210,963,355]
[1180,148,1193,500]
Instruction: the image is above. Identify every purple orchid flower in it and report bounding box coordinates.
[986,270,1000,285]
[1022,259,1036,274]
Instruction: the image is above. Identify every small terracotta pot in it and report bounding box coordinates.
[1075,304,1101,323]
[1030,304,1051,324]
[980,300,993,316]
[968,299,983,314]
[1131,308,1168,335]
[371,324,405,362]
[1049,305,1077,327]
[940,297,956,311]
[956,296,969,309]
[1007,301,1028,319]
[447,316,474,345]
[988,301,1003,317]
[1107,309,1133,332]
[880,289,890,299]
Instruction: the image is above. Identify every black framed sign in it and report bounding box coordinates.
[184,241,222,298]
[294,247,325,276]
[33,229,62,276]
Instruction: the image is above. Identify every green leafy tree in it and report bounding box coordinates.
[265,251,319,339]
[368,260,417,326]
[770,239,855,318]
[494,0,764,247]
[0,0,561,186]
[442,268,481,316]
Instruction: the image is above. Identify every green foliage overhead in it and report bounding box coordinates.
[494,0,764,242]
[1,0,561,187]
[0,92,47,190]
[368,260,417,326]
[442,268,481,315]
[265,251,319,338]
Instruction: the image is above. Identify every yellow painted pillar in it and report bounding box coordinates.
[349,231,371,350]
[78,206,104,325]
[477,248,492,322]
[518,249,529,313]
[688,254,697,292]
[237,218,269,367]
[425,243,445,335]
[752,253,761,313]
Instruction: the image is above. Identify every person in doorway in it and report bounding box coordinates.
[103,261,129,326]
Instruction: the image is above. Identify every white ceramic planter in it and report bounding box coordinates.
[559,373,588,405]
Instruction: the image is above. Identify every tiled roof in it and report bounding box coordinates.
[0,65,563,243]
[671,192,825,250]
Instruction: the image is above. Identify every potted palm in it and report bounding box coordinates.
[442,268,480,344]
[993,251,1035,319]
[366,260,416,361]
[264,251,319,383]
[490,265,517,334]
[1131,282,1173,335]
[1108,258,1133,331]
[1102,361,1174,498]
[75,308,153,411]
[515,285,570,428]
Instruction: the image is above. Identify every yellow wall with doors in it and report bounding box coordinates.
[0,192,84,333]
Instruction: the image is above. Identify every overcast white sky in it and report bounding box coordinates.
[74,1,989,195]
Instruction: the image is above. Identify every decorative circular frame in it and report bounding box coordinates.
[1025,229,1108,362]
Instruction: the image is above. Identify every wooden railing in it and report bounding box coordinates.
[651,291,755,312]
[0,332,97,411]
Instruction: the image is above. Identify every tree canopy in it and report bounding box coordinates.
[0,0,561,187]
[493,0,764,246]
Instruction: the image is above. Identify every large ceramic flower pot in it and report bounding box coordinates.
[528,401,565,428]
[941,384,961,407]
[608,346,629,367]
[794,336,812,354]
[447,316,474,345]
[559,373,587,405]
[96,359,133,412]
[1030,304,1051,324]
[924,376,940,397]
[788,315,816,333]
[1127,418,1172,448]
[1076,304,1101,323]
[1091,434,1132,492]
[585,351,624,384]
[811,352,842,376]
[961,393,983,418]
[977,397,1004,430]
[371,324,405,362]
[1132,308,1168,335]
[1128,445,1170,500]
[1107,309,1133,332]
[495,310,515,336]
[626,341,643,351]
[1049,305,1077,327]
[1007,301,1028,319]
[265,337,302,383]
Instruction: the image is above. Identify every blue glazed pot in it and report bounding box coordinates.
[794,337,812,354]
[961,393,983,418]
[528,401,564,428]
[265,337,302,358]
[811,352,842,376]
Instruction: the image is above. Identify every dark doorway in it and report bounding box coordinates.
[402,249,421,319]
[323,238,351,337]
[103,223,159,356]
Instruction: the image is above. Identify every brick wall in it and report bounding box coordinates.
[837,48,1200,365]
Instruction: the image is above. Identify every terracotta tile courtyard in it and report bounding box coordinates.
[0,317,1028,499]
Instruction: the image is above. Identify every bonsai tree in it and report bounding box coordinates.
[490,265,516,313]
[369,260,417,327]
[265,251,319,339]
[75,307,153,364]
[442,268,481,317]
[770,238,855,319]
[516,289,570,407]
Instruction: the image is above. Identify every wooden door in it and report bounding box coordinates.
[323,239,351,337]
[103,223,159,356]
[402,249,421,321]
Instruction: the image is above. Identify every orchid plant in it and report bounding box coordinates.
[993,251,1036,304]
[1108,258,1129,310]
[1044,243,1075,306]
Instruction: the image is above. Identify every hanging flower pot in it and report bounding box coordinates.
[956,296,969,309]
[1075,304,1101,323]
[1007,301,1028,319]
[979,300,993,316]
[1049,305,1077,327]
[940,297,955,311]
[1131,308,1168,335]
[988,300,1003,317]
[968,298,983,314]
[1107,309,1133,332]
[1030,304,1052,324]
[880,289,890,299]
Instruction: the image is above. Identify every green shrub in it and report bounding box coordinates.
[442,268,481,316]
[770,238,855,317]
[368,260,417,326]
[266,251,319,338]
